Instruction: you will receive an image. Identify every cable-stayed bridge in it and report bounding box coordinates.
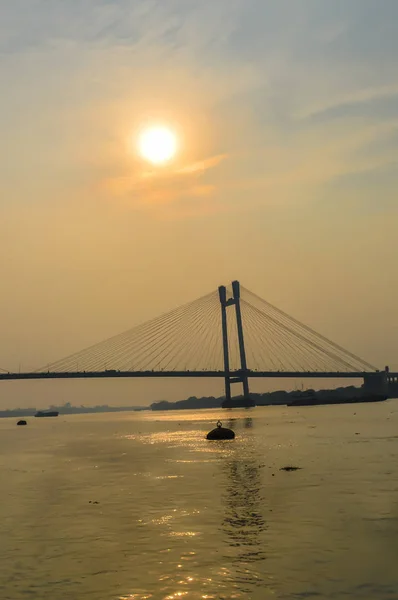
[0,281,394,404]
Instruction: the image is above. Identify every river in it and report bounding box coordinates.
[1,402,397,599]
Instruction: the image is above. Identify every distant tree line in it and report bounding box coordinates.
[150,385,363,410]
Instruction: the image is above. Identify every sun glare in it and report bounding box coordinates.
[138,126,177,165]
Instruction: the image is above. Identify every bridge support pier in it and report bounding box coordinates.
[363,366,389,396]
[219,285,231,404]
[218,281,253,409]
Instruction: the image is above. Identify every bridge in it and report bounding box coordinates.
[0,281,394,405]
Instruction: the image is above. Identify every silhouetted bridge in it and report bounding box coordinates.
[0,370,386,381]
[1,281,395,404]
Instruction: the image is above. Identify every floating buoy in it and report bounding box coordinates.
[206,420,235,440]
[17,420,27,426]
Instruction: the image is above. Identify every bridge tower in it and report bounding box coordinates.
[218,280,254,408]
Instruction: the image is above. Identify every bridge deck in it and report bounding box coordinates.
[0,370,390,381]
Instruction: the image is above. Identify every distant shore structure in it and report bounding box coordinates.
[35,410,59,418]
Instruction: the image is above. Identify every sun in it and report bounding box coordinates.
[138,126,177,165]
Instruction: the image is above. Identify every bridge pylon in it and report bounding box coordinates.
[218,280,254,408]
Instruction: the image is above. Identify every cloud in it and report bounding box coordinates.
[176,154,227,175]
[99,153,227,216]
[0,0,246,58]
[199,116,398,216]
[1,0,398,221]
[299,84,398,122]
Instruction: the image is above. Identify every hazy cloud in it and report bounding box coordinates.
[101,153,227,212]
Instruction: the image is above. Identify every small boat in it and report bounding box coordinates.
[35,411,59,417]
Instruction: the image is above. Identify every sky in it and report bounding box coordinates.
[1,0,398,408]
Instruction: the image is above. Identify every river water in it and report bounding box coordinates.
[1,403,397,600]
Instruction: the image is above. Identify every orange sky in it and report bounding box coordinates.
[1,0,398,408]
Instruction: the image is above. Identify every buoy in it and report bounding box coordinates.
[206,420,235,440]
[17,420,27,426]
